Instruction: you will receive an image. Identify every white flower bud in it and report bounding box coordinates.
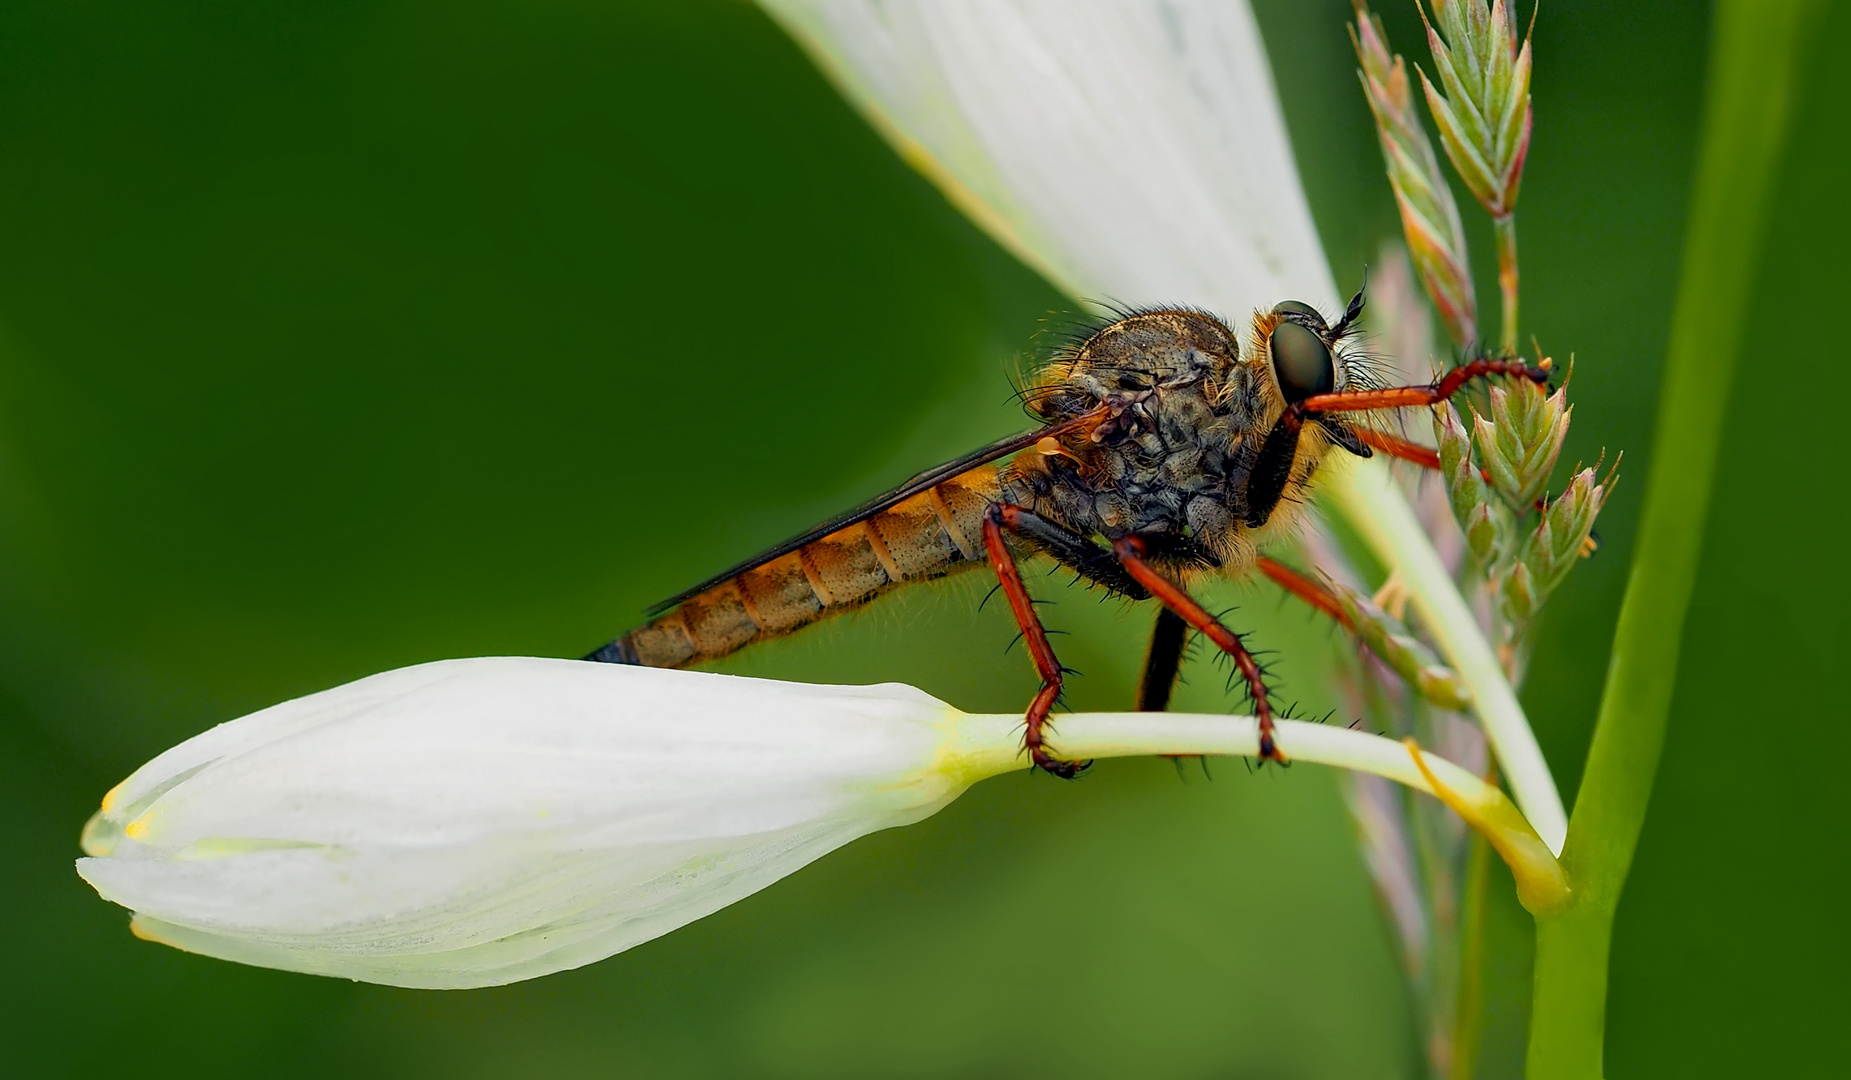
[77,658,994,989]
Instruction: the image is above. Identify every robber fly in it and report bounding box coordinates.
[585,288,1544,775]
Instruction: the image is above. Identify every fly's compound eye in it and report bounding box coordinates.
[1268,319,1335,403]
[1271,299,1326,327]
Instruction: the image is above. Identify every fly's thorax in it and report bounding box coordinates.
[1007,382,1255,564]
[1008,308,1252,552]
[1028,308,1245,425]
[1029,300,1374,452]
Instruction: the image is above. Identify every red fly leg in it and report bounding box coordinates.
[1354,427,1441,471]
[983,505,1088,778]
[1113,535,1287,763]
[1256,556,1353,630]
[1297,357,1547,418]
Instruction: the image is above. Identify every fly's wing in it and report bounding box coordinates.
[644,408,1102,615]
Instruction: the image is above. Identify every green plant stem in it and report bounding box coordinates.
[1406,773,1460,1076]
[1450,827,1492,1080]
[1494,214,1518,354]
[1523,3,1817,1077]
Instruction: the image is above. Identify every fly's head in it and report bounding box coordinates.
[1248,285,1376,420]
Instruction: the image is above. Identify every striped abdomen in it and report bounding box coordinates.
[607,465,1004,668]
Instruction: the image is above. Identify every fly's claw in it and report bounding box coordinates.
[1032,748,1093,780]
[1433,353,1612,628]
[1025,713,1091,779]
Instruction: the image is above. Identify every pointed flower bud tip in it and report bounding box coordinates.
[77,659,1010,989]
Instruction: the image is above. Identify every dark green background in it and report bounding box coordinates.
[1,1,1841,1076]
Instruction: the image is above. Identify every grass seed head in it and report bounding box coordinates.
[1417,0,1533,220]
[1352,3,1478,346]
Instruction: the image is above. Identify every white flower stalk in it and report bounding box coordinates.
[79,659,1557,987]
[757,0,1567,852]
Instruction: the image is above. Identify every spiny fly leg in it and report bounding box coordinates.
[983,504,1090,778]
[1112,535,1287,763]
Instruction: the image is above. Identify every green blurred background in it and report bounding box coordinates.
[1,0,1843,1075]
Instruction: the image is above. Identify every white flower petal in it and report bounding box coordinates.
[761,0,1338,311]
[78,659,970,989]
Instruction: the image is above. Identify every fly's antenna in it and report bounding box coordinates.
[1331,268,1389,401]
[1332,270,1368,339]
